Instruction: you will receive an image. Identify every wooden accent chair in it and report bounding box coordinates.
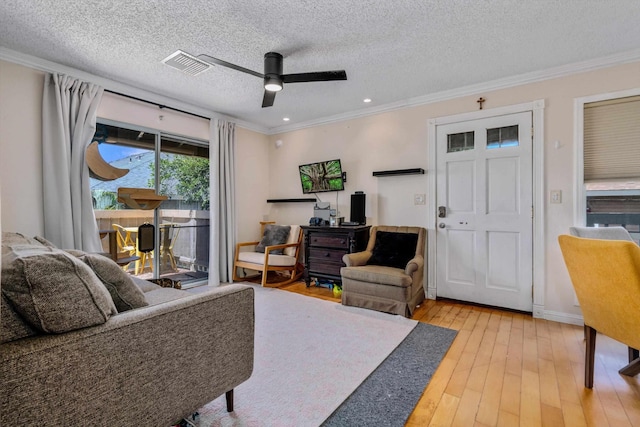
[558,234,640,388]
[340,226,426,317]
[232,222,303,287]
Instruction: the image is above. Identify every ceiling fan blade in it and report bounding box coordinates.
[282,70,347,83]
[197,54,264,78]
[262,90,276,108]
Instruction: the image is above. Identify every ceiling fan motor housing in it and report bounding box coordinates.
[264,52,283,90]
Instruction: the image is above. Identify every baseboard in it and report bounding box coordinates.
[543,309,584,326]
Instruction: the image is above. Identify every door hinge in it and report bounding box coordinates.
[531,126,534,139]
[531,205,534,219]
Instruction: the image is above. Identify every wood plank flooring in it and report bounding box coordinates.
[279,282,640,426]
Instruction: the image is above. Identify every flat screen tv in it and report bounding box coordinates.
[299,159,345,193]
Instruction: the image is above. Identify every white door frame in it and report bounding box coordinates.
[427,100,545,318]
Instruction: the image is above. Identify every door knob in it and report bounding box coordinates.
[438,223,446,229]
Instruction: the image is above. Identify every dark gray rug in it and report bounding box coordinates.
[322,322,457,427]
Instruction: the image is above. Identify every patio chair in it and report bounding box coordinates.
[111,224,138,270]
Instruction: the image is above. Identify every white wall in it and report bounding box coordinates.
[264,60,640,321]
[98,92,210,140]
[3,56,640,323]
[0,60,45,235]
[234,126,270,242]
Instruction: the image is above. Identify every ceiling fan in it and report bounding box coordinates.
[196,52,347,108]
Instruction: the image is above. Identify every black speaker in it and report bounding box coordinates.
[350,192,366,225]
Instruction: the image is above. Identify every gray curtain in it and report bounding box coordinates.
[42,74,103,252]
[210,119,236,285]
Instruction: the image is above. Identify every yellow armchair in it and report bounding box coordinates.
[558,234,640,388]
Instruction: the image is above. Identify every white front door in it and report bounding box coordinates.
[435,112,533,311]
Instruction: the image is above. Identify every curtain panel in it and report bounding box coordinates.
[210,119,236,284]
[42,74,103,252]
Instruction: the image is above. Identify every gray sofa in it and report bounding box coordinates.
[0,232,254,426]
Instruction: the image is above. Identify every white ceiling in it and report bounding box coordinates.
[2,0,640,133]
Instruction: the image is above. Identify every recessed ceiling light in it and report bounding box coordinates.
[283,117,290,121]
[363,98,372,103]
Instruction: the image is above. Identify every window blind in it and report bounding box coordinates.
[584,95,640,182]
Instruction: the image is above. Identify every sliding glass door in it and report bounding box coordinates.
[90,121,210,287]
[157,135,210,283]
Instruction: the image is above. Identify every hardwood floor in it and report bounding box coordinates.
[279,281,640,426]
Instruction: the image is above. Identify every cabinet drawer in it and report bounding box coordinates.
[309,247,346,264]
[309,234,349,249]
[309,262,343,277]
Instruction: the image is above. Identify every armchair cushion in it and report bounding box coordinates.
[283,225,301,257]
[237,251,297,267]
[341,264,413,287]
[256,225,291,255]
[366,231,419,269]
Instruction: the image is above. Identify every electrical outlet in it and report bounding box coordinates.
[550,190,562,204]
[414,194,426,205]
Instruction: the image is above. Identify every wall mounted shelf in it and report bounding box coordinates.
[267,198,317,203]
[372,168,425,177]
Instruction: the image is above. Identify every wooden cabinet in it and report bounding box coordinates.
[301,225,371,287]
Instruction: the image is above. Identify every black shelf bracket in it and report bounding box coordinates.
[372,168,425,177]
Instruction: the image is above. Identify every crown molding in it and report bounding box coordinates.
[268,48,640,135]
[0,47,269,135]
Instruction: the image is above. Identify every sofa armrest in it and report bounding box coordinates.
[343,251,372,267]
[0,284,255,426]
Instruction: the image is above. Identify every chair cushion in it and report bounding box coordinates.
[284,225,301,257]
[256,224,291,255]
[367,231,419,269]
[341,264,413,287]
[238,251,297,267]
[1,244,117,333]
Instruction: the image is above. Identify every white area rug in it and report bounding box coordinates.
[194,284,417,427]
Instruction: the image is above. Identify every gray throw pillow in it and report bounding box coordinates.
[255,225,291,255]
[33,235,57,248]
[1,244,117,333]
[79,253,148,312]
[1,294,37,343]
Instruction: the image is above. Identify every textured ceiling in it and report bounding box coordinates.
[2,0,640,132]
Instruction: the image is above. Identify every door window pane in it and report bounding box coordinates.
[91,123,156,277]
[158,136,210,285]
[447,131,475,152]
[487,125,519,149]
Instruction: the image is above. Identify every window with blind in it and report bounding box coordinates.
[584,95,640,182]
[584,95,640,236]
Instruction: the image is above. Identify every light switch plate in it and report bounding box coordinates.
[414,194,426,205]
[550,190,562,204]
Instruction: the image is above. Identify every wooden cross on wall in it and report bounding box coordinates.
[477,97,486,110]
